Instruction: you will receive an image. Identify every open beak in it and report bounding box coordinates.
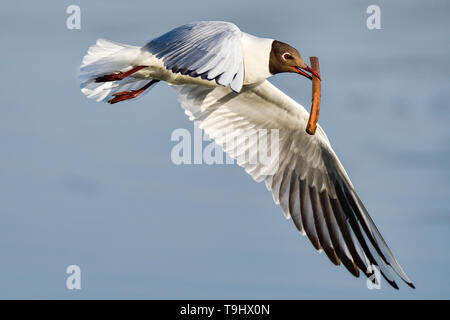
[291,65,321,80]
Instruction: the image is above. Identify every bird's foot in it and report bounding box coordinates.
[107,79,159,104]
[95,65,147,82]
[108,90,142,104]
[95,72,126,82]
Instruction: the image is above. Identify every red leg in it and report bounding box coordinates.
[95,65,147,82]
[108,80,160,104]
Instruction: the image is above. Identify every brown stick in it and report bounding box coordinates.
[306,57,321,135]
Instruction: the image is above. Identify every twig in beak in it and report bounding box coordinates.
[306,57,321,135]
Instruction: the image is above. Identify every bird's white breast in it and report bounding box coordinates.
[241,33,274,85]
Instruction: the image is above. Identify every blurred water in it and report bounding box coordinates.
[0,0,449,299]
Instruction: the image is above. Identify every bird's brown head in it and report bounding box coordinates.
[269,40,320,80]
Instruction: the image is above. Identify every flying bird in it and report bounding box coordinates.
[79,21,414,289]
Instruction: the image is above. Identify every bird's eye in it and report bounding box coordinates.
[282,53,293,60]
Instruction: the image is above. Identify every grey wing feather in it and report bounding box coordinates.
[144,21,244,92]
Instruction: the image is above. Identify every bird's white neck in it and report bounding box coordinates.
[241,33,274,85]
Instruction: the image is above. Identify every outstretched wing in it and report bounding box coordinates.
[172,80,415,289]
[144,21,244,93]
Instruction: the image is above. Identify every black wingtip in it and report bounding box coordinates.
[407,282,416,289]
[383,277,399,290]
[391,281,399,290]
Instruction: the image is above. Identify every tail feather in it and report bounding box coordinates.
[81,39,130,67]
[79,39,152,103]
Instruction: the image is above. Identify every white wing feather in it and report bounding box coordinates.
[172,80,414,289]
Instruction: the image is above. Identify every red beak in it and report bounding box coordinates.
[291,65,321,80]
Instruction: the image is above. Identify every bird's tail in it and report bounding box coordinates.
[79,39,154,103]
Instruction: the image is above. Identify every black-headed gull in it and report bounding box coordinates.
[79,21,414,289]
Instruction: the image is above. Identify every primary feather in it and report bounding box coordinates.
[172,80,414,289]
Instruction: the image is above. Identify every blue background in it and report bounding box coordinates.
[0,0,449,299]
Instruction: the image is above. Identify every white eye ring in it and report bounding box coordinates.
[282,52,293,60]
